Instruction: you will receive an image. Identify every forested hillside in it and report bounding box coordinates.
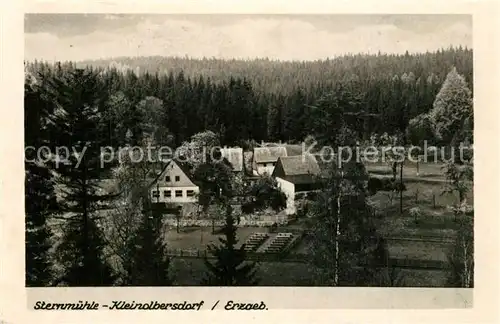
[24,46,474,288]
[26,46,472,147]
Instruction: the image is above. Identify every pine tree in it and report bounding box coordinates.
[429,67,473,146]
[105,91,133,147]
[27,47,474,147]
[25,164,58,286]
[202,204,258,286]
[308,82,363,146]
[266,100,282,142]
[24,74,59,286]
[41,68,116,286]
[126,200,172,286]
[135,96,164,144]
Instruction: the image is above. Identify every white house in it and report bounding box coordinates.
[149,159,199,204]
[272,154,321,214]
[252,144,303,176]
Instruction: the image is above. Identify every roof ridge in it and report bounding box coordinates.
[148,160,172,188]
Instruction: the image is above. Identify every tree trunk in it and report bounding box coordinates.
[334,170,343,286]
[399,162,404,214]
[462,239,469,287]
[459,191,465,205]
[392,162,397,181]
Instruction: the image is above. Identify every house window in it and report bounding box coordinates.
[175,190,183,197]
[175,176,180,182]
[163,190,171,197]
[186,190,195,197]
[165,176,171,182]
[152,190,159,198]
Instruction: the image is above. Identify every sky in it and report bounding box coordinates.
[24,14,472,62]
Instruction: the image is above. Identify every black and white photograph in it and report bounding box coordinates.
[24,13,474,288]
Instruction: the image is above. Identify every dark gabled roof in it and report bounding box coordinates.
[273,154,321,185]
[279,154,321,176]
[253,146,288,163]
[252,143,305,165]
[283,144,304,156]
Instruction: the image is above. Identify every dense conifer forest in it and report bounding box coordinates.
[26,47,472,147]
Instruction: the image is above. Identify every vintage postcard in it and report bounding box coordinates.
[1,0,499,323]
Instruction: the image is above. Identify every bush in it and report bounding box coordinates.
[306,191,318,200]
[241,202,255,214]
[244,176,287,213]
[368,177,406,194]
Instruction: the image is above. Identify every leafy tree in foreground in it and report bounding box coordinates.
[429,67,473,147]
[307,161,384,286]
[180,131,235,232]
[447,204,474,288]
[406,113,436,147]
[443,161,473,206]
[444,160,473,288]
[202,204,258,286]
[406,112,436,175]
[246,176,286,212]
[307,126,386,286]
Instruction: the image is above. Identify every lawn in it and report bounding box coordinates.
[163,226,269,250]
[170,258,315,286]
[365,161,449,177]
[383,269,449,287]
[387,242,450,262]
[373,180,472,236]
[169,257,449,287]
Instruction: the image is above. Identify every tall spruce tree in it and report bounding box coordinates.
[126,199,172,286]
[24,74,59,286]
[42,68,116,286]
[266,99,282,142]
[202,204,258,286]
[308,82,364,147]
